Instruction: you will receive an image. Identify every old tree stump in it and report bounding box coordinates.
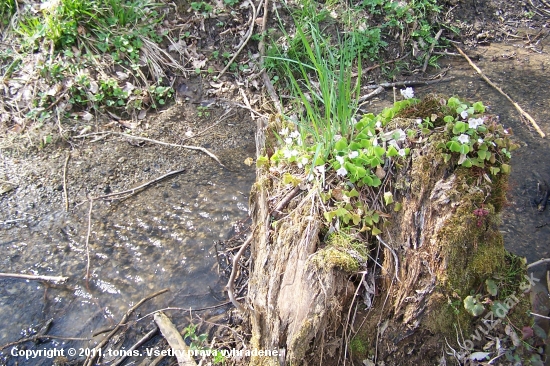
[243,98,532,365]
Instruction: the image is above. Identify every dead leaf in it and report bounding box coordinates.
[118,120,138,129]
[116,71,130,80]
[89,81,99,94]
[81,112,94,121]
[137,110,146,120]
[244,157,254,166]
[375,165,386,179]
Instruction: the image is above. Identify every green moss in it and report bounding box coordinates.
[309,232,367,273]
[349,336,369,359]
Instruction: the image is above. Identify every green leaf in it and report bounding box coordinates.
[459,144,470,155]
[500,164,511,174]
[346,188,360,198]
[387,145,398,157]
[464,295,485,316]
[371,226,382,236]
[473,101,485,113]
[490,166,500,175]
[446,141,461,153]
[334,137,348,151]
[447,97,461,109]
[373,146,386,157]
[486,278,498,296]
[394,202,402,211]
[453,121,468,134]
[256,155,269,167]
[477,150,486,160]
[283,173,301,186]
[461,158,472,168]
[443,115,454,123]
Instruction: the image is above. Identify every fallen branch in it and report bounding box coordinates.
[226,234,253,313]
[73,132,225,167]
[63,152,70,212]
[154,311,198,366]
[83,288,169,366]
[422,29,444,73]
[453,44,545,138]
[217,0,262,79]
[365,77,455,89]
[358,86,384,106]
[0,273,68,283]
[526,258,550,269]
[111,326,158,366]
[92,169,186,201]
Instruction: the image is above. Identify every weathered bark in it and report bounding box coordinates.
[246,117,523,365]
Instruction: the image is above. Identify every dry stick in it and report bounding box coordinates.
[111,326,158,366]
[92,169,186,201]
[83,288,169,366]
[0,273,68,283]
[258,0,283,114]
[526,258,550,269]
[422,29,444,73]
[217,0,261,79]
[180,108,234,143]
[84,198,93,284]
[365,77,455,89]
[358,86,384,106]
[154,311,197,366]
[226,234,253,313]
[73,132,225,167]
[63,152,70,212]
[375,235,401,283]
[453,44,545,138]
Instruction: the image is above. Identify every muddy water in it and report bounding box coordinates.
[0,104,256,364]
[366,40,550,263]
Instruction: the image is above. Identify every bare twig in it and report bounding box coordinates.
[453,44,545,138]
[83,288,169,366]
[358,86,384,106]
[73,132,225,167]
[92,169,186,201]
[85,198,93,284]
[63,152,70,212]
[526,258,550,269]
[0,273,68,283]
[531,312,550,320]
[218,0,262,79]
[365,77,455,89]
[154,311,197,366]
[375,235,401,283]
[422,29,444,73]
[111,326,158,366]
[226,234,253,313]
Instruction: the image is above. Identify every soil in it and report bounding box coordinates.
[1,0,550,365]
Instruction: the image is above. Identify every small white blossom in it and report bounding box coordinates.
[478,138,484,144]
[457,134,470,144]
[336,156,345,165]
[372,138,379,146]
[336,166,347,177]
[375,121,382,128]
[460,110,469,119]
[283,148,292,159]
[284,137,293,145]
[351,117,358,125]
[298,157,308,168]
[468,117,484,129]
[290,149,299,157]
[416,118,422,125]
[334,134,342,142]
[400,87,414,99]
[280,127,289,136]
[315,165,325,173]
[290,131,300,139]
[398,149,406,157]
[349,151,359,159]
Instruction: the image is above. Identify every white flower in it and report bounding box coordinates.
[315,165,325,173]
[334,134,342,142]
[283,148,292,159]
[336,166,347,177]
[351,117,358,125]
[349,151,359,159]
[375,121,382,128]
[460,110,469,119]
[284,137,293,145]
[336,155,345,165]
[468,117,484,129]
[290,131,301,139]
[298,157,309,168]
[478,138,484,144]
[290,149,299,157]
[416,118,423,125]
[280,127,289,136]
[372,138,379,146]
[398,149,406,157]
[400,87,414,99]
[457,134,470,144]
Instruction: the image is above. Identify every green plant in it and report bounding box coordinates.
[223,0,239,6]
[190,1,213,13]
[183,324,208,351]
